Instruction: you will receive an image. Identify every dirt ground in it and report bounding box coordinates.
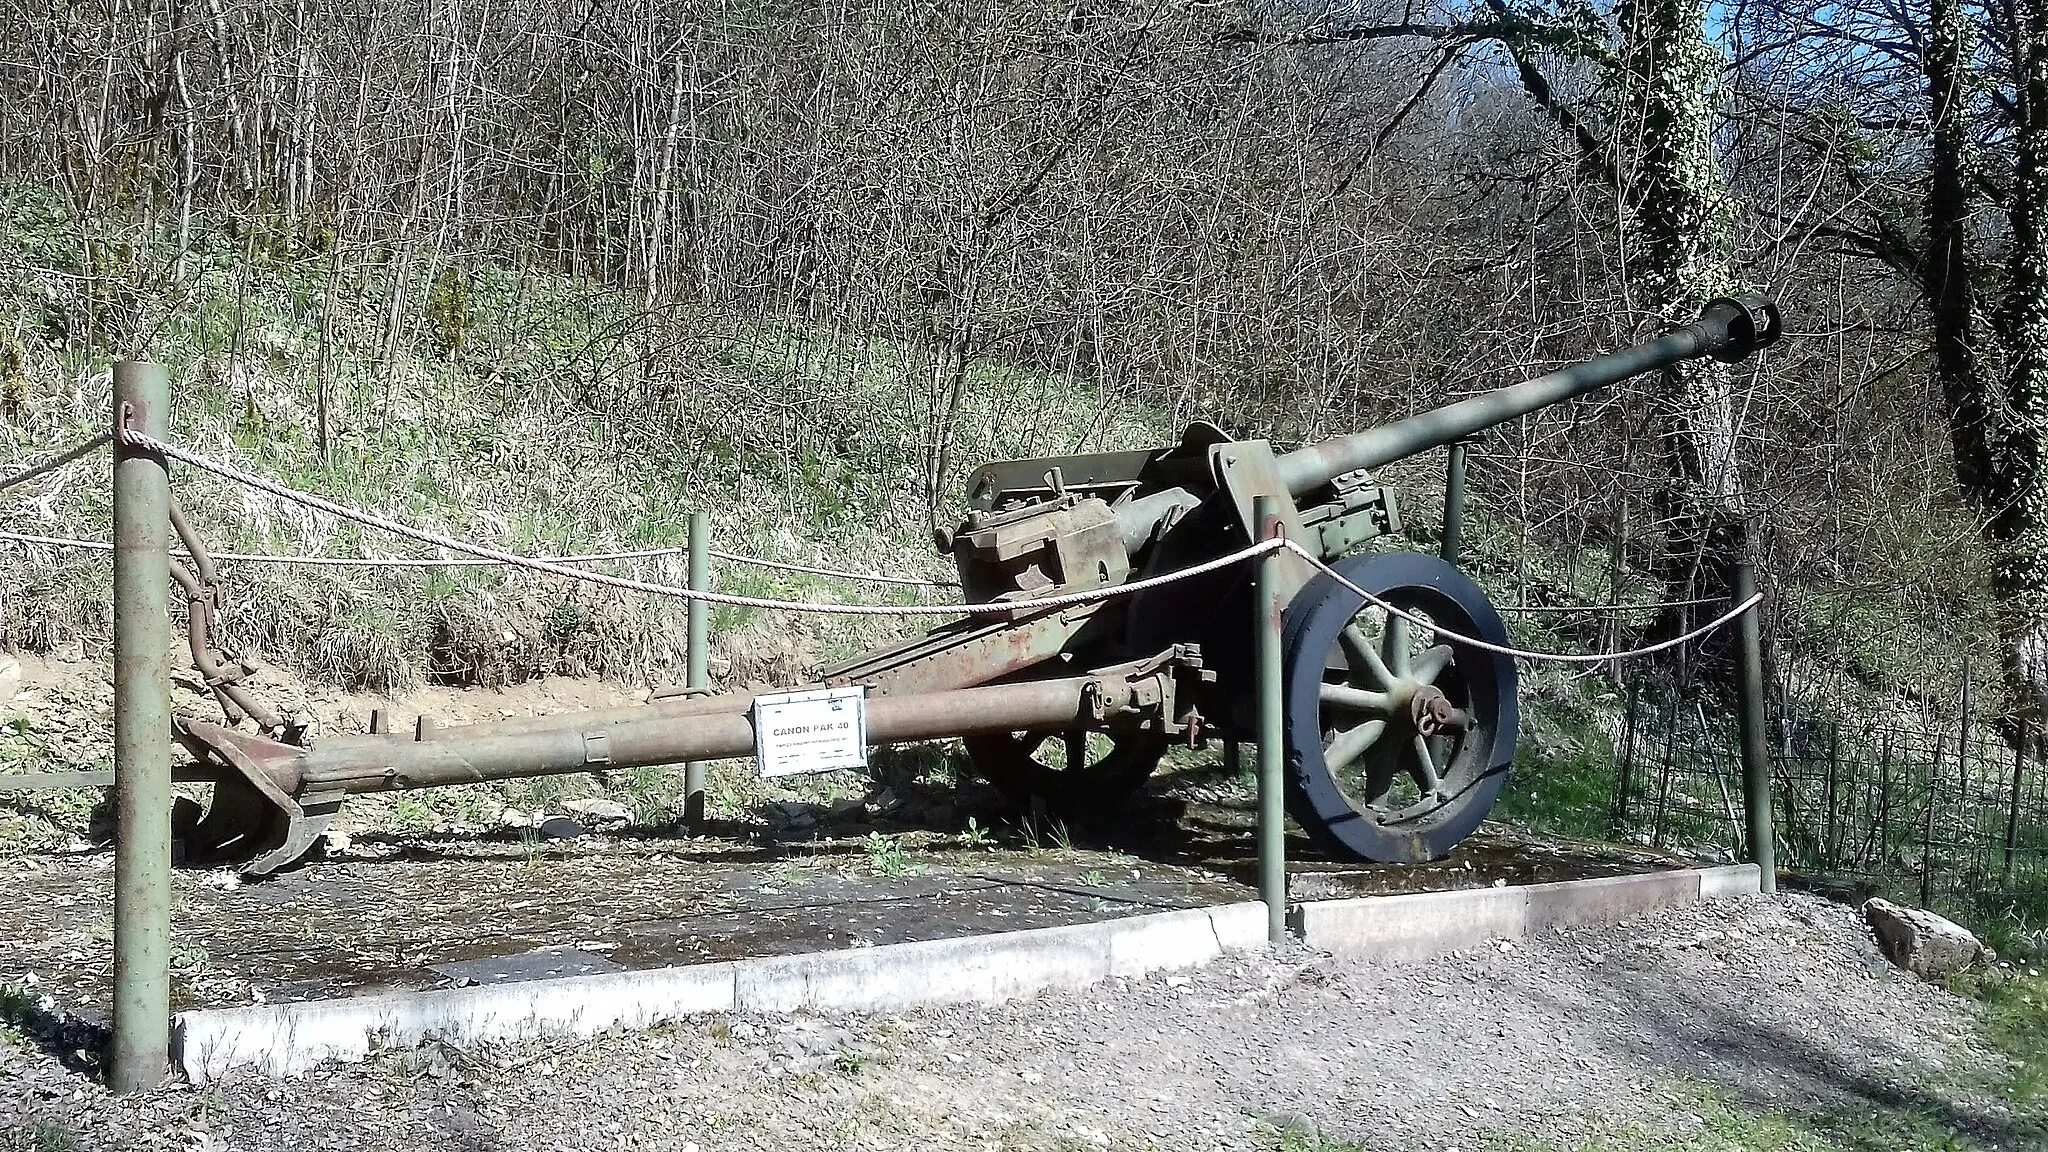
[2,892,2039,1152]
[4,659,2042,1151]
[0,653,1709,1021]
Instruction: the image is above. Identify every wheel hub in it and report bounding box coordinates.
[1408,684,1459,736]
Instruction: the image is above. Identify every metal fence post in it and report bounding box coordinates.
[1612,679,1641,832]
[683,510,710,826]
[110,361,172,1092]
[1922,736,1940,909]
[2005,720,2027,883]
[1440,439,1468,565]
[1733,559,1777,895]
[1958,657,1973,801]
[1823,721,1841,868]
[1253,496,1287,946]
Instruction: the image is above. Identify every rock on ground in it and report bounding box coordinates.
[1864,896,1989,981]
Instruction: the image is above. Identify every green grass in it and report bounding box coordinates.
[25,1124,76,1152]
[1267,1130,1366,1152]
[1969,971,2048,1112]
[1493,692,1623,841]
[1479,1078,1989,1151]
[862,832,912,876]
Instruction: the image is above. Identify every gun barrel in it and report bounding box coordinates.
[1274,294,1780,495]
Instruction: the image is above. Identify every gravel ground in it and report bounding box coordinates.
[3,892,2038,1152]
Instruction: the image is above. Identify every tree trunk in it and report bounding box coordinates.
[1609,0,1749,671]
[1991,0,2048,718]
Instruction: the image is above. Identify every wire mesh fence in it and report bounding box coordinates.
[1606,681,2048,950]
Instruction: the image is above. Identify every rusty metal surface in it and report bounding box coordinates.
[235,670,1169,803]
[828,606,1108,698]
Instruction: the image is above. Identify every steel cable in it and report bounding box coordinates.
[0,431,113,492]
[1281,539,1762,665]
[0,529,950,586]
[113,429,1281,616]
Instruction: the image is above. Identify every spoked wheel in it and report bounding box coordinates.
[1282,551,1518,863]
[962,728,1170,822]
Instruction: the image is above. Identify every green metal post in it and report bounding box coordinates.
[683,511,710,826]
[1440,439,1468,564]
[1733,559,1777,895]
[2004,721,2027,884]
[1253,496,1287,944]
[110,362,172,1092]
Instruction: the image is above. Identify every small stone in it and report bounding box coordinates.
[497,807,531,831]
[1259,1110,1316,1136]
[537,815,585,839]
[321,828,353,856]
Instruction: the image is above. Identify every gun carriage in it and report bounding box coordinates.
[172,296,1781,875]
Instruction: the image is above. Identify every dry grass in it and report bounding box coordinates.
[0,215,1169,694]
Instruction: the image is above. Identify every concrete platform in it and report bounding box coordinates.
[0,808,1765,1085]
[1291,864,1763,961]
[174,902,1269,1082]
[169,863,1761,1083]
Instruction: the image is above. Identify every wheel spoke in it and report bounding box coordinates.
[1409,733,1443,795]
[1410,644,1454,687]
[1384,614,1411,678]
[1320,682,1393,713]
[1358,741,1399,806]
[1324,719,1387,775]
[1341,624,1394,687]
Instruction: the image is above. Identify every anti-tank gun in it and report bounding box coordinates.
[175,295,1781,874]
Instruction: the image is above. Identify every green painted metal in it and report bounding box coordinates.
[167,296,1789,878]
[1441,440,1468,564]
[110,361,172,1092]
[1254,495,1287,945]
[1733,559,1777,896]
[1272,295,1779,496]
[685,511,710,826]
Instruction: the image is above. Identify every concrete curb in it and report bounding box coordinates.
[172,864,1762,1083]
[172,900,1268,1083]
[1290,863,1761,961]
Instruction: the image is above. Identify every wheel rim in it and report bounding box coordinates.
[963,728,1169,820]
[1283,552,1517,863]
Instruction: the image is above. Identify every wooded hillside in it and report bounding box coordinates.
[0,1,2008,721]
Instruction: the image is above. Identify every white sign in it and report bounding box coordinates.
[752,686,868,777]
